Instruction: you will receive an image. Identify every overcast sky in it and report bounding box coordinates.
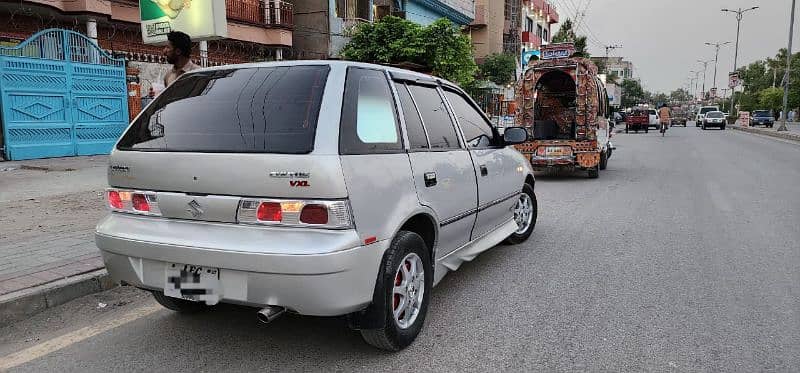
[554,0,795,93]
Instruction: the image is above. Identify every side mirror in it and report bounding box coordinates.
[503,127,528,145]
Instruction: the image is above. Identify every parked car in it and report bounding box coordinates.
[750,110,775,127]
[696,105,720,126]
[648,109,659,129]
[702,111,726,130]
[96,61,537,351]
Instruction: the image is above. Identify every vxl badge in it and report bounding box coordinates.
[270,171,311,187]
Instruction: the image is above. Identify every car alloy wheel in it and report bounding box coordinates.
[391,253,425,330]
[513,193,534,235]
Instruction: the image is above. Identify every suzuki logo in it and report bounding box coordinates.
[186,200,204,218]
[290,180,310,187]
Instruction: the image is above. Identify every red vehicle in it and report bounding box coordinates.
[625,109,649,133]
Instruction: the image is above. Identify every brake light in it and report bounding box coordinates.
[300,204,329,224]
[238,199,352,229]
[257,202,282,222]
[108,191,123,209]
[536,147,546,156]
[106,189,161,216]
[132,193,150,212]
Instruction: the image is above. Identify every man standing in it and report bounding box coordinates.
[163,31,199,87]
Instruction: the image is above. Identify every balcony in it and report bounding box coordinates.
[524,0,559,24]
[521,31,542,48]
[226,0,293,29]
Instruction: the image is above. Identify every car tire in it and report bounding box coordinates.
[360,231,432,351]
[599,150,608,170]
[702,123,706,130]
[152,291,211,313]
[721,125,726,130]
[504,183,537,245]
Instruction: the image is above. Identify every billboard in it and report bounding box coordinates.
[521,50,540,67]
[728,72,740,88]
[140,0,228,44]
[541,43,576,60]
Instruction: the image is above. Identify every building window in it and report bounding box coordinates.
[526,18,534,32]
[537,24,543,37]
[543,28,549,42]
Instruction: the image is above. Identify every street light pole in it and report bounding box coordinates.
[705,42,731,101]
[697,59,712,100]
[778,0,796,132]
[722,6,759,114]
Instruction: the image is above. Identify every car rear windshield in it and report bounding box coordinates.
[753,110,771,117]
[699,107,718,115]
[707,112,724,118]
[117,66,330,154]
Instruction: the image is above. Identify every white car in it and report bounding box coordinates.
[648,109,659,129]
[695,105,720,126]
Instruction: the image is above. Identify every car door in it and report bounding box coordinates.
[394,80,478,259]
[441,87,519,240]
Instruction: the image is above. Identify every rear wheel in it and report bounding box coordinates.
[152,291,211,313]
[625,125,629,133]
[504,184,537,244]
[360,231,431,351]
[702,123,707,130]
[599,150,608,170]
[645,127,649,133]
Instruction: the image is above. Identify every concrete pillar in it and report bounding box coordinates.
[86,18,98,43]
[199,40,208,67]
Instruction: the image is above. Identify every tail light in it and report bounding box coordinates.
[238,199,352,229]
[106,189,161,216]
[536,147,546,156]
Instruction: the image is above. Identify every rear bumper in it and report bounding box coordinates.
[96,213,385,316]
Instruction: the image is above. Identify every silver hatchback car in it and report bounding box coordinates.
[97,61,537,350]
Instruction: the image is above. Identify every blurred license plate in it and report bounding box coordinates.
[164,263,221,305]
[545,146,570,156]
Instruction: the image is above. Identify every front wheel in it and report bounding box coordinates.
[360,231,431,351]
[504,184,537,245]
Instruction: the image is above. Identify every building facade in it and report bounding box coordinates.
[0,0,294,94]
[470,0,558,65]
[292,0,474,59]
[591,57,635,80]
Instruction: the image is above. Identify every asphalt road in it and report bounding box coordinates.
[2,124,799,372]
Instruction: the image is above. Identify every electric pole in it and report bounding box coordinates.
[705,41,731,100]
[722,6,759,114]
[779,0,796,132]
[697,59,712,101]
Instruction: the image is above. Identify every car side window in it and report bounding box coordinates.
[340,68,402,154]
[394,82,430,150]
[407,84,461,150]
[443,89,496,149]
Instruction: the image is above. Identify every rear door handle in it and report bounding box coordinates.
[480,164,488,176]
[424,172,437,187]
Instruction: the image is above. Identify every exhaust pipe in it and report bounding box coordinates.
[257,306,286,324]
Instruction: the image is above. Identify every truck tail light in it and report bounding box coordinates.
[238,199,352,229]
[536,147,546,156]
[106,189,161,216]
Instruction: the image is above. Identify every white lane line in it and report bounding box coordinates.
[0,304,162,371]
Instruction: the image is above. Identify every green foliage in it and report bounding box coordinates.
[620,78,645,108]
[669,88,692,103]
[341,16,477,87]
[736,48,800,111]
[551,19,589,57]
[759,87,784,112]
[606,71,619,84]
[479,53,517,86]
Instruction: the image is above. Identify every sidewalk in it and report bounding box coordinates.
[0,156,112,324]
[730,121,800,142]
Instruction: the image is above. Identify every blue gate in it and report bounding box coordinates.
[0,29,128,160]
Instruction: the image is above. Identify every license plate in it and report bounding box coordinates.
[164,263,221,305]
[545,146,570,156]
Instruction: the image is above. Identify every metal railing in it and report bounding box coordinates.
[226,0,294,28]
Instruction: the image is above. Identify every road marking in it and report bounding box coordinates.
[0,304,162,371]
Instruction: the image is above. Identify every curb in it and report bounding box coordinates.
[729,126,800,142]
[0,269,117,327]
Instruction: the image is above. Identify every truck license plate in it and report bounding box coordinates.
[546,146,569,156]
[164,263,221,305]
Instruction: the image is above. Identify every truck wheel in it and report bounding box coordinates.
[588,166,599,178]
[645,127,649,133]
[360,231,431,351]
[599,151,608,170]
[625,126,629,133]
[504,184,537,245]
[152,291,211,313]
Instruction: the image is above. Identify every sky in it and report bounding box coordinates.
[549,0,796,93]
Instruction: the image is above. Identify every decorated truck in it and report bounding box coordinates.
[512,43,612,178]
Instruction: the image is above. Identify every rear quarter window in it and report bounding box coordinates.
[117,66,329,154]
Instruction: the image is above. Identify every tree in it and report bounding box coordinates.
[759,87,784,112]
[606,72,620,85]
[669,88,692,103]
[652,93,669,106]
[340,16,477,87]
[620,78,645,108]
[479,53,517,86]
[551,19,589,57]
